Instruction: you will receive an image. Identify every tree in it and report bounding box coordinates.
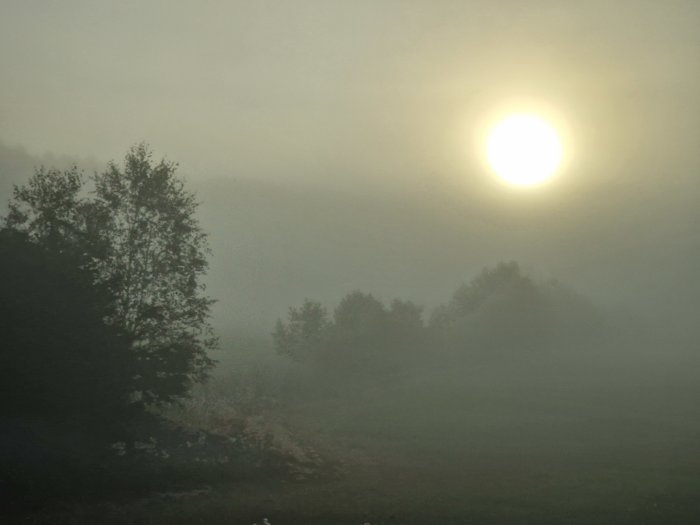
[4,144,216,404]
[386,299,426,356]
[333,291,386,334]
[430,262,548,354]
[273,299,330,362]
[89,144,216,403]
[429,261,605,357]
[275,292,426,377]
[0,230,135,422]
[5,165,91,255]
[330,292,386,366]
[449,261,539,318]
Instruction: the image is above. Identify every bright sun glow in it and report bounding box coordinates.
[487,114,563,186]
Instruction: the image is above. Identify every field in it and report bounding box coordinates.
[17,335,700,525]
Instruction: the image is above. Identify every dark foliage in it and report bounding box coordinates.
[0,229,135,422]
[4,144,216,405]
[0,230,138,507]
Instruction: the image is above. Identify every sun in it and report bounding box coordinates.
[486,114,563,186]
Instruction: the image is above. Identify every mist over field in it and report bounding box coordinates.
[2,2,700,524]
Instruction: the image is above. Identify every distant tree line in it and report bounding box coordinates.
[273,291,426,376]
[274,262,603,376]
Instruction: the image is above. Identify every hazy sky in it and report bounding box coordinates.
[2,1,700,330]
[2,1,699,188]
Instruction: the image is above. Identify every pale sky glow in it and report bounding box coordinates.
[0,1,699,190]
[1,1,700,327]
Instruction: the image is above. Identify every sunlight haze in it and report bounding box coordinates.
[3,2,700,523]
[486,114,563,186]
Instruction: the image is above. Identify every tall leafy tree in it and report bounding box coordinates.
[4,144,216,404]
[0,229,135,422]
[90,144,216,403]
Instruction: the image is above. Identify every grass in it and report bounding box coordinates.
[7,347,700,524]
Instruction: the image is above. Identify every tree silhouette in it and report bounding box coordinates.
[275,292,426,376]
[430,261,602,356]
[4,144,216,404]
[0,230,135,422]
[273,299,330,362]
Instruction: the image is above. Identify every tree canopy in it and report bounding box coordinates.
[3,144,216,404]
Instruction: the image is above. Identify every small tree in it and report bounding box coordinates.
[4,144,216,405]
[273,299,330,362]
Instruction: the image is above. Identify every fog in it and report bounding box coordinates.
[3,1,699,181]
[2,2,700,524]
[3,1,700,329]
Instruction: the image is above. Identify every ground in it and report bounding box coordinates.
[7,347,700,524]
